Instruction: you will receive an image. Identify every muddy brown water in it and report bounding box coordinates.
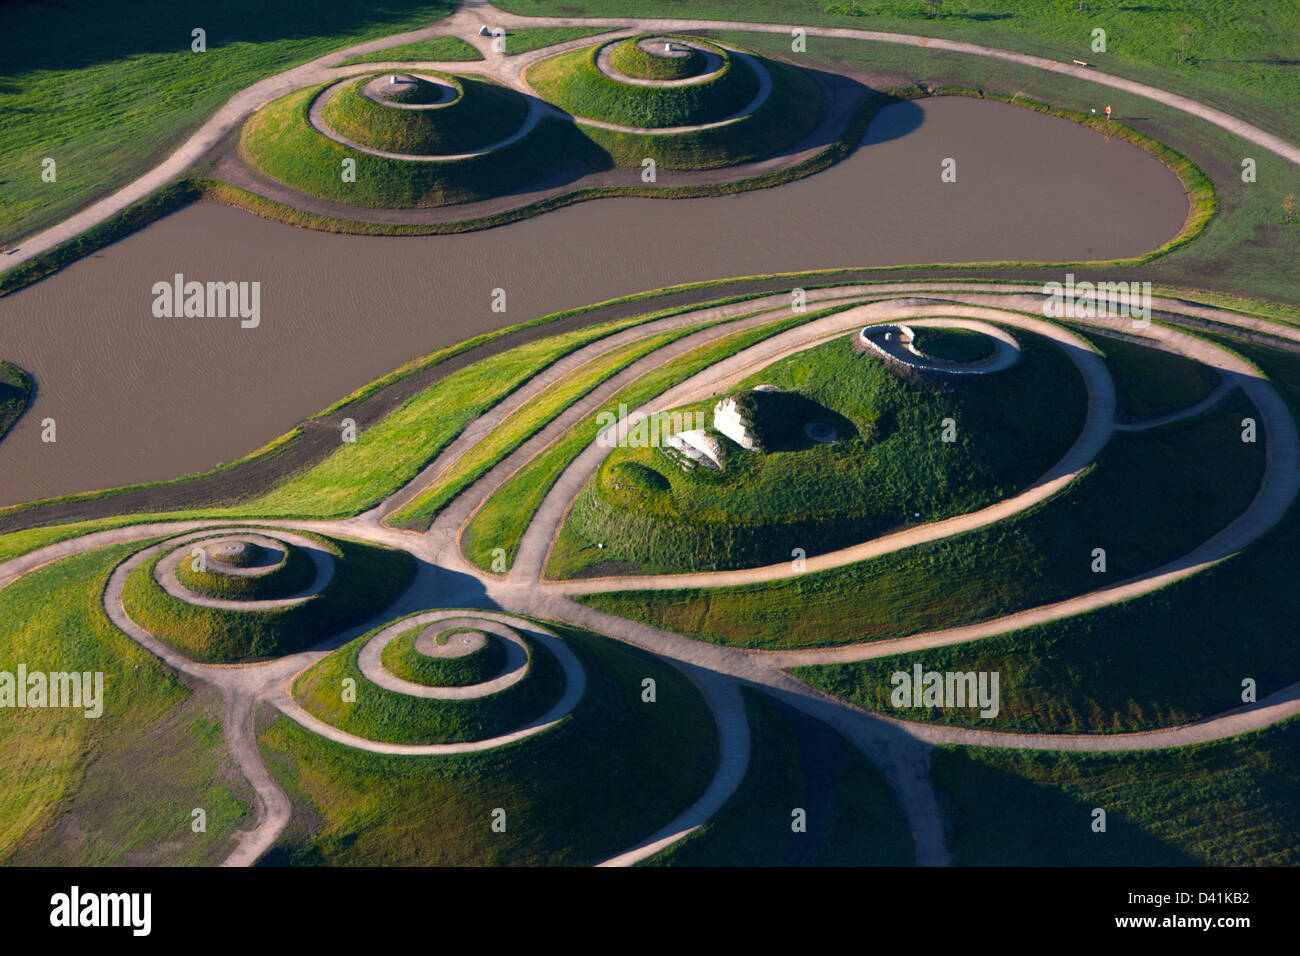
[0,96,1187,507]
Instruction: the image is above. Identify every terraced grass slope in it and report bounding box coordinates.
[528,36,757,128]
[258,622,719,865]
[321,72,529,155]
[585,388,1263,651]
[1072,327,1222,420]
[121,533,415,663]
[175,537,316,600]
[381,627,508,687]
[934,717,1300,866]
[295,620,563,746]
[240,83,592,207]
[609,36,709,80]
[556,328,1086,575]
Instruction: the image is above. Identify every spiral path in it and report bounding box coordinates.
[152,529,335,610]
[358,611,532,699]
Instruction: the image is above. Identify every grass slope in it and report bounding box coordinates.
[559,328,1086,576]
[295,617,562,745]
[1073,327,1222,420]
[653,690,912,865]
[911,327,995,363]
[321,72,528,155]
[259,621,718,865]
[174,538,316,600]
[609,37,709,81]
[586,389,1263,650]
[122,533,415,663]
[934,717,1300,866]
[0,542,248,864]
[381,627,508,687]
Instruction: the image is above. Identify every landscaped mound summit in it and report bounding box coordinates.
[608,36,711,81]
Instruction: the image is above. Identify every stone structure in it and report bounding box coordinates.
[713,395,759,450]
[663,429,726,470]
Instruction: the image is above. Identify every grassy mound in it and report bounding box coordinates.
[573,56,823,170]
[173,537,317,600]
[527,37,757,128]
[584,388,1264,651]
[609,37,709,81]
[0,361,32,445]
[911,327,996,363]
[295,617,561,745]
[555,329,1086,575]
[259,620,718,866]
[121,533,415,663]
[240,83,595,208]
[321,71,528,155]
[380,626,508,687]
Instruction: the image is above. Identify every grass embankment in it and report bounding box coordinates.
[295,617,561,745]
[0,542,248,865]
[240,82,593,208]
[122,533,415,663]
[259,621,718,865]
[321,72,528,154]
[557,329,1085,576]
[381,627,508,687]
[462,306,851,571]
[911,327,995,363]
[1073,327,1222,420]
[338,35,483,65]
[499,0,1300,144]
[0,361,32,443]
[609,36,708,81]
[174,537,316,600]
[0,0,457,247]
[528,37,756,128]
[653,690,912,866]
[934,717,1300,866]
[586,387,1263,650]
[388,320,729,530]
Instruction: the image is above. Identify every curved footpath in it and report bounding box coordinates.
[5,0,1298,272]
[5,278,1300,866]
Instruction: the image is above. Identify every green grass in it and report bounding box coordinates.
[609,36,708,81]
[259,621,719,865]
[574,55,825,170]
[0,360,32,444]
[911,327,996,363]
[586,388,1263,650]
[527,38,758,128]
[0,541,248,864]
[295,615,562,745]
[498,0,1300,144]
[934,717,1300,866]
[504,27,618,56]
[0,0,457,247]
[653,689,912,865]
[121,533,416,663]
[388,321,725,530]
[321,71,528,155]
[338,35,483,65]
[174,537,316,600]
[558,327,1086,576]
[381,627,508,687]
[1073,327,1223,420]
[239,82,590,208]
[462,307,852,572]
